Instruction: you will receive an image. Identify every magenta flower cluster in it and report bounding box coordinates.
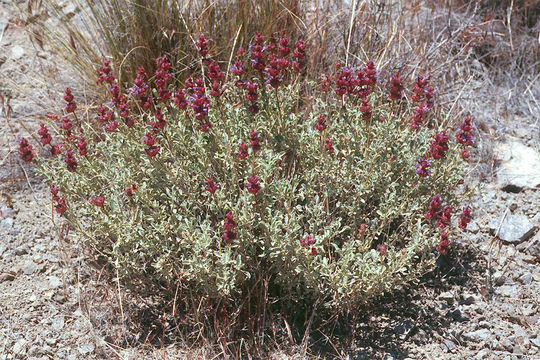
[51,186,67,215]
[456,116,474,159]
[222,211,237,244]
[300,235,317,256]
[424,194,473,255]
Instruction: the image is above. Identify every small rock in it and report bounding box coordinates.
[489,214,536,244]
[475,348,490,359]
[490,339,505,351]
[513,344,526,355]
[11,45,25,60]
[449,309,469,322]
[463,328,492,342]
[12,338,27,357]
[479,321,491,328]
[443,339,456,352]
[44,338,56,346]
[438,291,455,303]
[27,345,43,357]
[496,140,540,191]
[518,273,532,285]
[511,335,530,348]
[52,292,66,303]
[519,230,540,260]
[522,305,536,316]
[77,343,94,355]
[531,335,540,348]
[394,320,414,339]
[0,217,13,228]
[48,276,62,289]
[413,328,428,344]
[498,285,518,298]
[0,272,15,282]
[21,260,38,275]
[493,271,506,286]
[460,294,476,305]
[468,221,480,234]
[13,247,28,256]
[51,315,64,331]
[500,337,513,351]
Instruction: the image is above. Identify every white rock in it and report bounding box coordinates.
[488,214,536,244]
[77,343,95,355]
[51,315,64,331]
[48,276,62,289]
[10,45,25,60]
[21,260,38,275]
[12,339,27,357]
[463,328,492,341]
[495,140,540,191]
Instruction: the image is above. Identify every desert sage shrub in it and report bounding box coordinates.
[22,33,474,316]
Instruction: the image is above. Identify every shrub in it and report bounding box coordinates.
[26,33,474,330]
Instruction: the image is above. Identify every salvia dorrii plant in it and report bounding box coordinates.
[21,32,476,324]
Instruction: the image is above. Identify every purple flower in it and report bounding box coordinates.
[415,156,431,177]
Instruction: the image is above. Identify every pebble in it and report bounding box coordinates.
[48,276,62,289]
[438,291,455,303]
[460,294,477,305]
[443,339,456,352]
[12,338,27,357]
[519,230,540,259]
[13,247,27,256]
[518,273,532,285]
[0,272,15,282]
[498,285,518,298]
[531,335,540,348]
[468,221,480,234]
[449,309,469,322]
[493,271,506,286]
[27,344,43,357]
[0,217,13,228]
[77,343,94,355]
[51,315,64,331]
[21,260,38,275]
[478,321,491,328]
[394,319,414,339]
[513,344,527,354]
[490,339,505,351]
[10,45,25,60]
[44,338,56,346]
[475,348,490,359]
[500,337,513,351]
[463,328,492,342]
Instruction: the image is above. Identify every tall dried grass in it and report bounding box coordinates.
[23,0,304,87]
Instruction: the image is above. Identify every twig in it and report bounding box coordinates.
[345,0,358,66]
[302,297,319,356]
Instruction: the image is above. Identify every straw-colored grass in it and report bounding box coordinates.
[23,0,304,87]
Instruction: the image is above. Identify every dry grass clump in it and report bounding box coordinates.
[22,0,303,87]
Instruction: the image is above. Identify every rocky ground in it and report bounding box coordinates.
[0,1,539,359]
